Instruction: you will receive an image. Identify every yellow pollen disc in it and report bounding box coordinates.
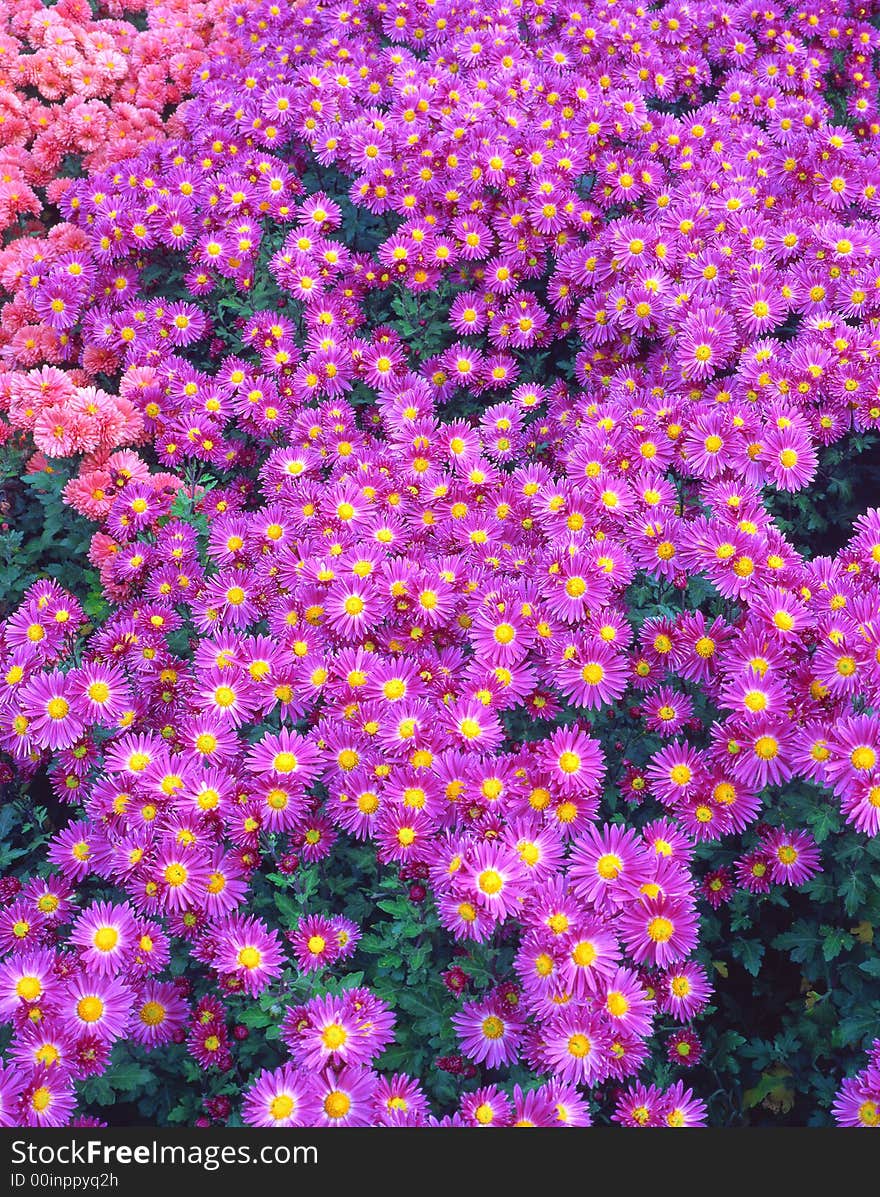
[647,916,674,942]
[270,1094,294,1120]
[324,1091,351,1119]
[478,868,503,895]
[77,996,104,1023]
[596,853,622,880]
[567,1033,591,1058]
[93,927,119,952]
[558,751,581,774]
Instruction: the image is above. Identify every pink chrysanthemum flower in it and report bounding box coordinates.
[63,975,132,1042]
[20,1067,78,1128]
[242,1064,318,1128]
[130,981,189,1049]
[462,841,530,920]
[313,1066,378,1127]
[211,915,285,997]
[832,1068,880,1128]
[660,1080,709,1126]
[459,1084,514,1128]
[18,672,84,751]
[667,1028,703,1068]
[452,997,525,1069]
[69,901,138,976]
[540,1008,613,1086]
[620,895,699,967]
[658,962,713,1021]
[288,915,339,973]
[539,724,605,795]
[0,949,59,1017]
[760,826,822,886]
[569,823,651,910]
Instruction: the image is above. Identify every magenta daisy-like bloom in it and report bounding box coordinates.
[372,1073,429,1125]
[558,918,621,996]
[508,1085,561,1128]
[130,981,189,1049]
[762,425,818,491]
[822,714,880,798]
[660,1080,708,1127]
[569,823,651,910]
[555,639,629,710]
[832,1069,880,1128]
[18,672,84,751]
[543,1079,592,1127]
[502,820,566,883]
[436,891,497,944]
[600,967,655,1039]
[246,727,321,785]
[69,901,138,976]
[539,724,605,795]
[9,1020,78,1075]
[0,1062,23,1127]
[293,994,372,1070]
[242,1064,318,1128]
[462,841,530,920]
[459,1084,514,1128]
[374,806,435,866]
[442,699,506,753]
[841,776,880,837]
[668,1028,703,1068]
[646,741,705,805]
[68,662,132,723]
[313,1066,378,1127]
[613,1082,666,1127]
[288,915,339,973]
[760,826,822,886]
[540,1007,613,1086]
[21,1066,78,1128]
[619,895,699,968]
[212,914,285,997]
[702,867,734,908]
[331,916,360,961]
[452,997,525,1069]
[659,962,713,1021]
[0,949,59,1017]
[0,900,46,955]
[154,844,211,914]
[734,849,773,894]
[63,975,132,1042]
[677,306,735,381]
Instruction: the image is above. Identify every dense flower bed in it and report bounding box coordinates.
[0,0,879,1129]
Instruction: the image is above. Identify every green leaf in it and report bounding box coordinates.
[732,938,765,977]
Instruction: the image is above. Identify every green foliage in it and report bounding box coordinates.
[0,444,101,617]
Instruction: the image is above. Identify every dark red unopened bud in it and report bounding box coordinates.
[442,967,468,994]
[233,1024,249,1041]
[409,883,427,903]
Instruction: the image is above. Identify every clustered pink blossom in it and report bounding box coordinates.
[0,0,878,1128]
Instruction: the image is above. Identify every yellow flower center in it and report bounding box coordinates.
[93,926,119,952]
[324,1091,351,1119]
[77,996,104,1023]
